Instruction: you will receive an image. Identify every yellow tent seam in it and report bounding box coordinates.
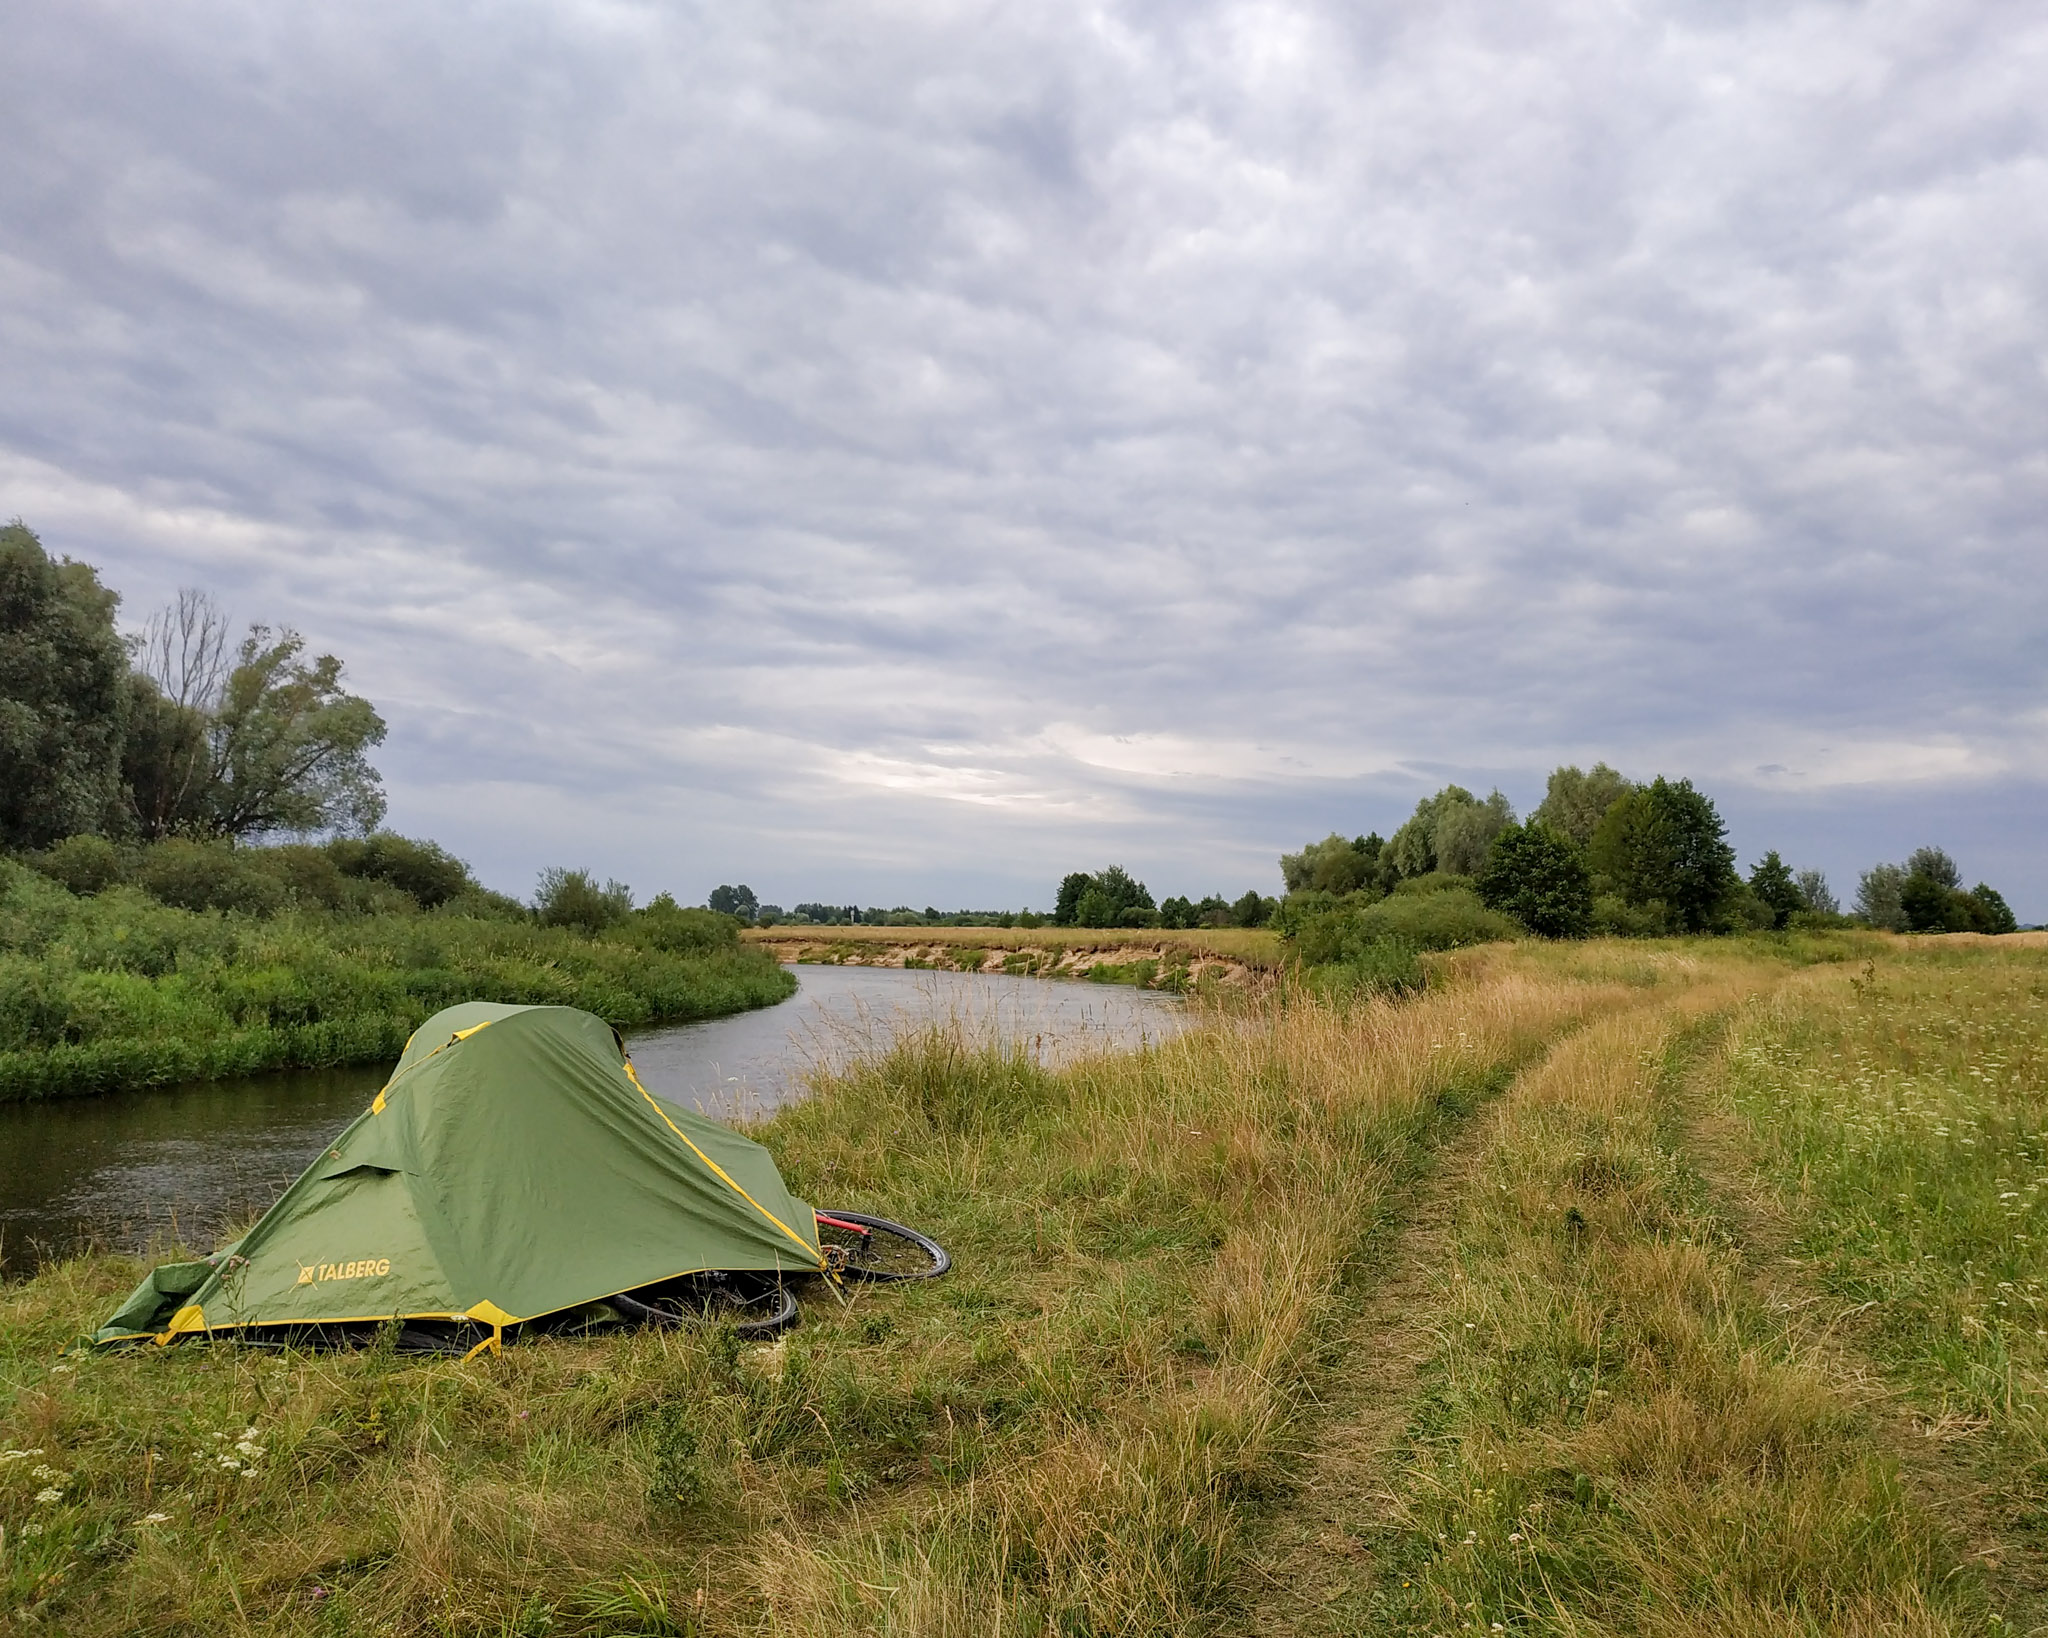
[625,1060,822,1266]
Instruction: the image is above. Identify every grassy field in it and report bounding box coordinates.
[3,932,2045,1633]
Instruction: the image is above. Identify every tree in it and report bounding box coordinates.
[1794,869,1838,916]
[0,522,132,848]
[1969,884,2018,935]
[1905,846,1961,890]
[194,628,387,838]
[1856,864,1907,931]
[1531,763,1634,848]
[1074,865,1155,928]
[125,588,232,838]
[1159,894,1196,929]
[1587,776,1738,933]
[1383,786,1511,880]
[1053,871,1093,927]
[538,868,633,932]
[1747,851,1804,929]
[1897,854,2013,935]
[1279,833,1382,895]
[1434,790,1514,875]
[1899,871,1953,933]
[1477,820,1592,938]
[707,883,759,920]
[1231,890,1274,928]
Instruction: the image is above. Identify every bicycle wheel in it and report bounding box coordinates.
[613,1282,799,1339]
[814,1210,950,1281]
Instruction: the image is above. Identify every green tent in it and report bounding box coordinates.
[97,1002,825,1349]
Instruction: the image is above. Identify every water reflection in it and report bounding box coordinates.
[0,965,1185,1274]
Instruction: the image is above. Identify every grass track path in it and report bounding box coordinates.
[1232,1002,1654,1636]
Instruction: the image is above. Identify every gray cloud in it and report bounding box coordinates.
[3,0,2043,914]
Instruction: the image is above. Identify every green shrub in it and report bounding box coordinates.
[1305,937,1424,999]
[135,839,286,916]
[0,871,797,1101]
[1715,886,1778,932]
[1389,871,1475,898]
[1787,907,1857,931]
[1591,893,1669,937]
[535,867,632,933]
[245,843,360,911]
[617,894,739,954]
[329,832,474,908]
[32,833,126,895]
[1350,886,1519,951]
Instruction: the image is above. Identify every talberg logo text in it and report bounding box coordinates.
[296,1258,392,1286]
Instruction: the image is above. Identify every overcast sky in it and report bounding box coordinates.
[4,0,2043,916]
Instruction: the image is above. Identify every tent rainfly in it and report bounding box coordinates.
[97,1001,826,1351]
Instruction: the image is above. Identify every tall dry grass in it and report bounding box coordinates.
[1372,963,1993,1635]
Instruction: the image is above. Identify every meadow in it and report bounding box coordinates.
[0,863,794,1103]
[2,931,2044,1634]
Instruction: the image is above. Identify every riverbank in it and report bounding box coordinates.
[746,921,1282,990]
[17,935,2046,1632]
[0,864,794,1103]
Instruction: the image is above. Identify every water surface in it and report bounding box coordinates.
[0,965,1185,1274]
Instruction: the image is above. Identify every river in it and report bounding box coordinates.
[0,965,1187,1276]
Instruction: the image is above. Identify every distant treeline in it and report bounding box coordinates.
[699,876,1280,932]
[1267,765,2019,994]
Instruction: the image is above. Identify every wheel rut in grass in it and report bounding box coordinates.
[1677,1032,2048,1632]
[1232,1018,1607,1637]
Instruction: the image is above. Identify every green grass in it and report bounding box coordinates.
[0,943,1636,1633]
[4,934,2043,1634]
[1716,941,2048,1561]
[1366,964,1982,1636]
[0,863,794,1102]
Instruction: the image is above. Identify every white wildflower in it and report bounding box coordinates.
[0,1449,43,1463]
[29,1465,65,1482]
[20,1522,43,1538]
[34,1487,64,1505]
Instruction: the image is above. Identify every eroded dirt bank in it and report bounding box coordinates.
[753,933,1261,990]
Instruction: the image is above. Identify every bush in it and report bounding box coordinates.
[1350,886,1519,951]
[33,834,125,895]
[1715,887,1778,933]
[330,832,474,907]
[535,867,632,933]
[134,839,286,916]
[1591,894,1669,938]
[617,894,739,955]
[0,883,797,1101]
[246,843,361,911]
[1389,871,1473,898]
[1305,937,1424,999]
[1788,907,1857,931]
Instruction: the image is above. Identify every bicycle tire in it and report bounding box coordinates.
[612,1283,799,1340]
[814,1210,950,1281]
